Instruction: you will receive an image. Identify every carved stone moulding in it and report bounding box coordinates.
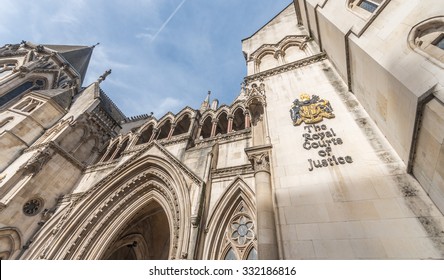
[245,144,272,174]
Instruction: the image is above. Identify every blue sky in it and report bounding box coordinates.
[1,0,290,118]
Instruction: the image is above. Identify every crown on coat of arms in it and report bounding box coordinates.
[290,93,335,126]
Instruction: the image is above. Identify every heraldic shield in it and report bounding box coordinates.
[290,94,335,126]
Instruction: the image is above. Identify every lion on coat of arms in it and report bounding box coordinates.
[290,93,335,126]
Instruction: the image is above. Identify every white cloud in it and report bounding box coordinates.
[158,97,182,115]
[51,13,80,25]
[1,0,289,118]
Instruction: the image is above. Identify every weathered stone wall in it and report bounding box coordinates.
[413,98,444,214]
[242,0,444,259]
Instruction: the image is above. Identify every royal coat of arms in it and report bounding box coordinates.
[290,94,335,126]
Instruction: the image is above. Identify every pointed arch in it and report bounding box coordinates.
[73,136,99,163]
[280,39,304,53]
[231,107,246,132]
[94,140,110,164]
[203,177,256,260]
[253,47,276,61]
[174,107,195,121]
[0,227,21,260]
[58,124,88,153]
[215,111,228,136]
[199,116,213,139]
[113,137,130,160]
[157,119,172,140]
[22,153,195,260]
[246,246,257,260]
[136,123,155,145]
[102,140,118,162]
[223,247,238,260]
[280,38,309,62]
[157,112,175,124]
[172,113,191,136]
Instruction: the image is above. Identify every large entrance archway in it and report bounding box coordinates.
[104,201,170,260]
[21,150,202,260]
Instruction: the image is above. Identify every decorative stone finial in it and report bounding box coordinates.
[205,91,211,103]
[200,91,211,112]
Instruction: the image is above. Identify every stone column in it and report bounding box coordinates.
[274,50,285,66]
[167,124,176,140]
[210,119,218,137]
[245,111,251,128]
[196,124,203,139]
[150,128,158,142]
[246,146,278,259]
[227,115,233,133]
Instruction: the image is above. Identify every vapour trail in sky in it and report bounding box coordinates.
[151,0,187,42]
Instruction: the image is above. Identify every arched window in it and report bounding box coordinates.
[95,144,109,164]
[103,141,118,162]
[246,248,257,260]
[224,248,237,260]
[215,112,228,136]
[113,138,129,160]
[0,78,46,106]
[232,108,245,132]
[218,204,257,260]
[172,114,191,136]
[136,124,154,145]
[157,120,172,140]
[408,17,444,65]
[14,98,42,113]
[58,126,85,153]
[199,116,212,139]
[348,0,384,17]
[73,137,97,164]
[204,178,257,260]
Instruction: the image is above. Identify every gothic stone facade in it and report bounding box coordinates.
[0,1,444,260]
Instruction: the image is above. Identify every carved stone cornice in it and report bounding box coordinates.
[244,53,327,83]
[192,128,251,148]
[158,134,190,147]
[83,160,118,173]
[211,164,254,179]
[245,144,272,174]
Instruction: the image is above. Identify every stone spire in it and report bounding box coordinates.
[43,44,95,85]
[200,91,211,112]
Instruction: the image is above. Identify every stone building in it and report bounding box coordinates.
[0,0,443,260]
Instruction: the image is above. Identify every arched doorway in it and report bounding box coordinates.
[104,200,170,260]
